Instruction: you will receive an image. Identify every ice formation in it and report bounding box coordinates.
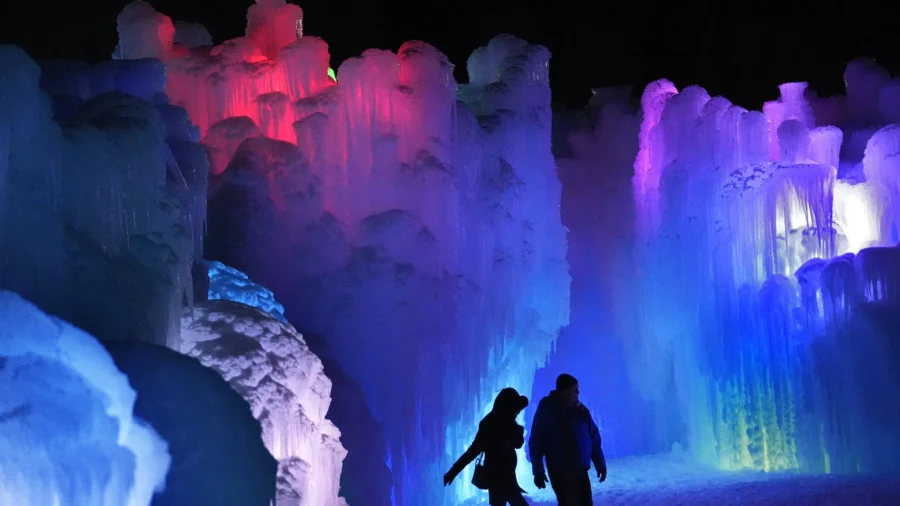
[181,300,347,506]
[106,340,278,506]
[556,58,900,474]
[205,258,389,504]
[541,92,645,456]
[0,44,205,348]
[109,3,569,504]
[206,260,287,321]
[0,291,170,506]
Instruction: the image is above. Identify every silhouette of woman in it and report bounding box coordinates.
[443,388,530,506]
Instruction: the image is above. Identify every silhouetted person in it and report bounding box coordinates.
[443,388,530,506]
[528,374,606,506]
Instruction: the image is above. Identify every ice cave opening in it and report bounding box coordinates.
[2,1,900,505]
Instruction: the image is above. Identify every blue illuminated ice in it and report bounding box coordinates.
[206,260,287,322]
[580,58,900,475]
[1,44,202,348]
[0,291,170,506]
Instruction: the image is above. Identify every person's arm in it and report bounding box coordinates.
[446,421,487,481]
[528,401,547,477]
[587,414,607,476]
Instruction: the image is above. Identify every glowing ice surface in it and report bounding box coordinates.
[206,260,287,322]
[0,291,170,506]
[181,300,347,506]
[623,61,900,475]
[112,3,569,504]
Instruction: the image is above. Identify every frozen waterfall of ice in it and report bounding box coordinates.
[620,60,900,473]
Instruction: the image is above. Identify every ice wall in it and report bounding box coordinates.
[539,95,649,456]
[623,59,900,474]
[112,3,570,504]
[181,300,347,506]
[0,45,204,348]
[0,290,170,506]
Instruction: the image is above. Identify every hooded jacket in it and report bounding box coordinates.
[528,390,606,477]
[446,388,529,491]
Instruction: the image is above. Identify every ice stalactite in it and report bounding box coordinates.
[632,77,838,470]
[633,79,677,240]
[447,35,569,501]
[862,124,900,242]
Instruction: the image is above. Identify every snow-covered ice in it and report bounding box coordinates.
[181,299,348,506]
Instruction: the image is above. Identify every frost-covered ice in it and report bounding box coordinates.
[206,260,287,322]
[0,291,170,506]
[181,299,347,506]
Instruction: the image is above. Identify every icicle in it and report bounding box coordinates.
[862,124,900,243]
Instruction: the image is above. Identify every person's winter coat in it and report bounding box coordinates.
[446,390,529,492]
[528,390,606,477]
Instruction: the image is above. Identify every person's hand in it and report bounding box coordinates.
[597,468,607,483]
[534,474,547,489]
[443,471,455,486]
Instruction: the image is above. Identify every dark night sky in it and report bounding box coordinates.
[1,0,898,108]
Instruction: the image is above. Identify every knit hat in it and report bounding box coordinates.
[556,373,578,392]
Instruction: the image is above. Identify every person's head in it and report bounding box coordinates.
[556,374,579,407]
[492,387,529,419]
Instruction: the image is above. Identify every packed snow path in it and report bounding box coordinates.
[462,451,900,505]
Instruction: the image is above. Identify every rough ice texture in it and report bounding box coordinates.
[105,339,278,506]
[617,56,900,476]
[206,260,287,321]
[0,291,170,506]
[180,300,347,506]
[113,4,569,503]
[0,46,208,348]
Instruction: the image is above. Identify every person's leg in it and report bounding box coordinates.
[506,490,529,506]
[575,469,593,506]
[547,469,572,506]
[488,487,505,506]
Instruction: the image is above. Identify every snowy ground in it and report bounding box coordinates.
[463,449,900,505]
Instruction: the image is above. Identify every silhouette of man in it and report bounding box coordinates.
[528,374,606,506]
